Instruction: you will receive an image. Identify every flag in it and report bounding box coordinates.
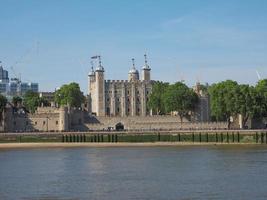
[91,56,98,59]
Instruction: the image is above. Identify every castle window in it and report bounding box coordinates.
[137,98,140,102]
[127,98,130,102]
[137,91,139,95]
[43,121,46,125]
[56,121,58,125]
[13,121,16,126]
[128,108,130,112]
[137,108,140,113]
[117,108,120,112]
[35,121,37,125]
[146,91,149,95]
[127,90,130,95]
[117,98,120,102]
[26,121,28,126]
[107,98,110,102]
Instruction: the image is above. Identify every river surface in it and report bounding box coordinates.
[0,145,267,200]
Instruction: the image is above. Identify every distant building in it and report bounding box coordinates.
[88,55,210,121]
[88,55,152,117]
[193,82,210,122]
[0,63,39,96]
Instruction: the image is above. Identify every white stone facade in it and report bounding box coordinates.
[88,56,152,117]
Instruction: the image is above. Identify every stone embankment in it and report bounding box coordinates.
[0,130,267,145]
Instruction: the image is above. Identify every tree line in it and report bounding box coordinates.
[148,79,267,127]
[148,81,199,122]
[0,79,266,128]
[208,79,267,128]
[0,82,85,115]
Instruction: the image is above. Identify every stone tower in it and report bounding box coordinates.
[59,106,69,131]
[128,58,139,81]
[95,56,105,116]
[88,62,95,114]
[141,54,151,81]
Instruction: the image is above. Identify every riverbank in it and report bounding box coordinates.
[0,142,265,149]
[1,130,267,145]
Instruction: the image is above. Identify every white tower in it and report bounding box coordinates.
[95,56,105,116]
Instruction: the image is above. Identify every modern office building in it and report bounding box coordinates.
[0,63,39,96]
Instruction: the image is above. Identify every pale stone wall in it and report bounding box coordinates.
[8,113,60,132]
[88,62,152,117]
[95,70,105,116]
[89,74,96,114]
[104,80,152,117]
[141,68,151,81]
[85,116,228,131]
[3,106,70,132]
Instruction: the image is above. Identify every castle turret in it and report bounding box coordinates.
[141,54,151,81]
[95,56,105,116]
[88,62,95,94]
[59,106,69,131]
[128,58,139,81]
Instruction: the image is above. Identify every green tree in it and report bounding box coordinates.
[12,96,22,107]
[208,80,238,126]
[54,82,85,107]
[164,82,199,122]
[0,94,7,120]
[23,91,40,113]
[148,81,169,115]
[255,79,267,117]
[234,85,261,128]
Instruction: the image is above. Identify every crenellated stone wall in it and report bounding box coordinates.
[84,115,228,131]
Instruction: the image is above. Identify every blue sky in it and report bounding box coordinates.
[0,0,267,93]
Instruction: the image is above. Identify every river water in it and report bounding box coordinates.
[0,145,267,200]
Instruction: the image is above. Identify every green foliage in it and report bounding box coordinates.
[209,80,266,128]
[255,79,267,117]
[12,96,22,107]
[0,94,7,117]
[39,97,50,107]
[234,84,261,127]
[147,81,169,114]
[23,91,41,113]
[208,80,238,122]
[164,82,199,122]
[54,82,85,107]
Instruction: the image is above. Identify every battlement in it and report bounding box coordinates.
[105,79,150,84]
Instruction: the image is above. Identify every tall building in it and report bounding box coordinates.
[0,63,9,94]
[88,55,153,117]
[0,62,39,96]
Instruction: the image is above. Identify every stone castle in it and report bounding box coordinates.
[88,55,152,117]
[0,55,224,133]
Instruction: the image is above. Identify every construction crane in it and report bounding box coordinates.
[9,41,39,83]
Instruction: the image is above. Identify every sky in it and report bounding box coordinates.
[0,0,267,93]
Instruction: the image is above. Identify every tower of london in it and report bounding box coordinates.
[88,55,153,117]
